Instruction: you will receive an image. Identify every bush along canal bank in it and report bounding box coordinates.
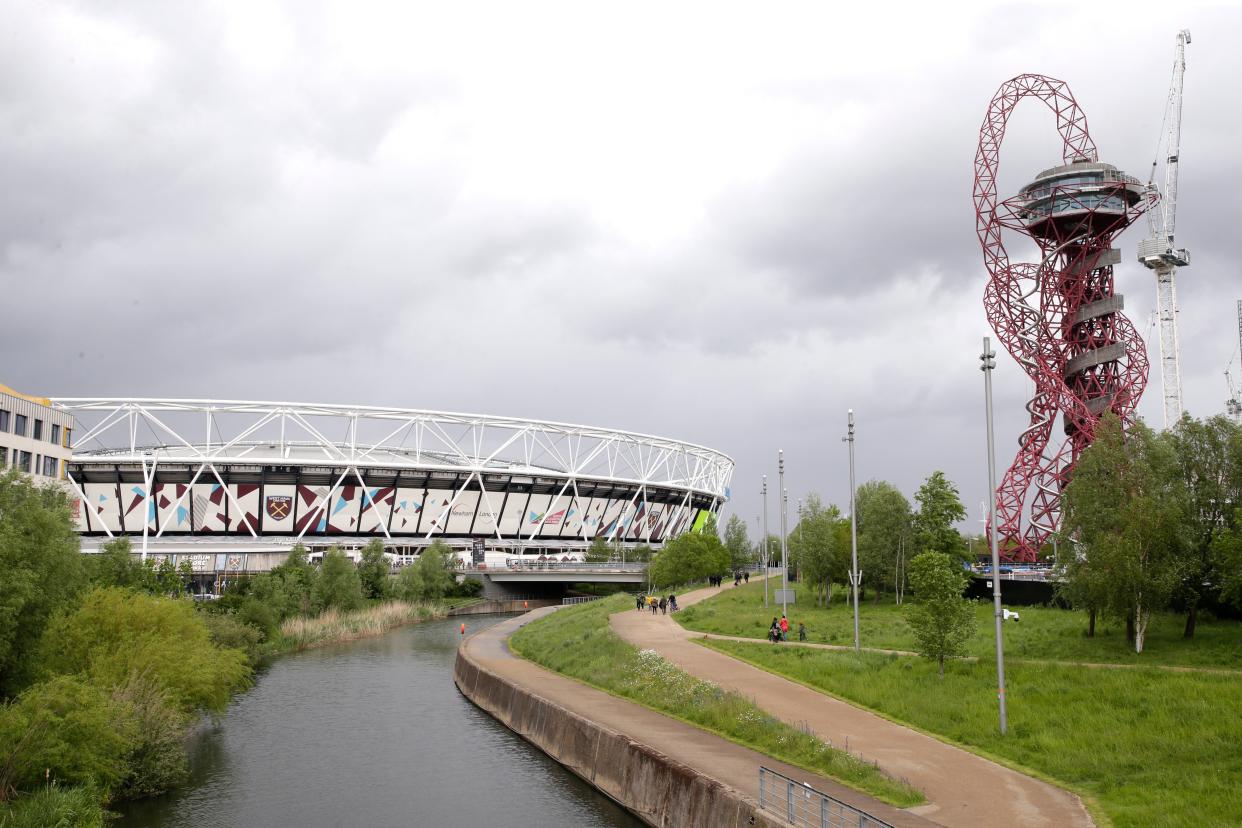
[0,480,492,827]
[454,596,932,828]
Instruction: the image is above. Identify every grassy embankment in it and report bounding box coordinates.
[509,594,923,808]
[683,582,1242,827]
[677,580,1242,668]
[276,598,468,652]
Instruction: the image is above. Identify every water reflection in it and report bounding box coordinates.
[118,615,639,828]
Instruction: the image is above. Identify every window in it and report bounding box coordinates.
[1,447,7,466]
[13,414,26,437]
[63,427,72,449]
[17,451,31,473]
[33,419,43,441]
[42,456,57,477]
[51,424,60,444]
[0,410,8,432]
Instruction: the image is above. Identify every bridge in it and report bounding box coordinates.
[458,561,648,599]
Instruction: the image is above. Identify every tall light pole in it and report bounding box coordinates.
[981,337,1009,735]
[845,409,860,652]
[761,477,770,609]
[778,450,789,618]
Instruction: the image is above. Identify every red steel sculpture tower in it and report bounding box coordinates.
[974,75,1156,562]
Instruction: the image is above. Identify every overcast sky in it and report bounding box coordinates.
[3,2,1239,536]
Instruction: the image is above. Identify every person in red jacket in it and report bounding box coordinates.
[779,615,790,641]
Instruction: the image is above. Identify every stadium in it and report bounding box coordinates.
[53,399,733,575]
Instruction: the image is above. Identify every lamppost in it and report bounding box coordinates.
[761,477,771,609]
[845,409,860,652]
[778,451,789,618]
[981,337,1009,735]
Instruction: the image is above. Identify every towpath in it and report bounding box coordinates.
[462,608,936,827]
[612,584,1094,828]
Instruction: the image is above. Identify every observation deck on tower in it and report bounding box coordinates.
[1015,159,1147,241]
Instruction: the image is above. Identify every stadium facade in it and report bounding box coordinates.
[53,399,733,570]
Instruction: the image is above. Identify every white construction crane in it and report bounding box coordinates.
[1138,29,1191,429]
[1227,300,1241,424]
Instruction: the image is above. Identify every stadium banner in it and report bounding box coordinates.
[522,493,552,537]
[390,487,425,534]
[420,489,456,535]
[228,484,261,534]
[261,484,296,533]
[358,486,395,534]
[192,483,229,532]
[445,489,481,534]
[497,490,529,536]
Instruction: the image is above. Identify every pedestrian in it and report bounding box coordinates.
[636,594,644,612]
[744,571,749,584]
[734,572,740,587]
[779,614,790,641]
[769,617,781,644]
[650,596,658,615]
[798,622,807,642]
[669,594,678,612]
[659,597,667,615]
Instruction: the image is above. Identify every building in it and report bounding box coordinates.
[1,383,75,484]
[51,398,733,582]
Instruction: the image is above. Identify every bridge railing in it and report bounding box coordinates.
[758,766,894,828]
[461,561,648,573]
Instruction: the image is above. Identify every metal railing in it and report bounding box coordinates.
[758,767,893,828]
[562,596,602,605]
[462,561,647,573]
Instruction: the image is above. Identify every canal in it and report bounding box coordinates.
[118,615,641,827]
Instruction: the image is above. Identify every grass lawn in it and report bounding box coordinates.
[677,580,1242,669]
[509,594,923,807]
[702,639,1242,828]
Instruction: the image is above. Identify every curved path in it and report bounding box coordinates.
[461,609,935,827]
[613,585,1093,828]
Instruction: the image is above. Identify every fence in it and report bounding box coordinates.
[757,767,893,828]
[562,596,603,605]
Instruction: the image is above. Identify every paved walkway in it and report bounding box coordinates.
[461,609,935,827]
[613,585,1094,828]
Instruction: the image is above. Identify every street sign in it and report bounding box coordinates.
[774,589,796,604]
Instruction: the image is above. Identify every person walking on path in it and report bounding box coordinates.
[636,594,644,611]
[769,617,781,644]
[798,622,807,642]
[743,571,749,584]
[779,615,790,641]
[659,597,668,615]
[668,594,678,613]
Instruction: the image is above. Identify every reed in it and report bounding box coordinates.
[279,600,449,651]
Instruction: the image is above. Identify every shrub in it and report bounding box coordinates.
[312,549,363,613]
[202,613,266,664]
[110,675,189,800]
[0,783,105,828]
[0,676,130,796]
[38,588,251,714]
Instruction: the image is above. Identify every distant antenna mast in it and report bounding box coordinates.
[1138,29,1191,428]
[1227,299,1242,423]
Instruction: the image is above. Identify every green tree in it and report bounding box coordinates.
[1167,414,1241,637]
[584,538,613,562]
[648,531,730,588]
[905,551,976,677]
[312,548,364,613]
[39,588,251,713]
[722,515,752,571]
[267,544,318,617]
[787,495,843,606]
[395,541,455,602]
[1060,414,1186,653]
[357,539,392,601]
[0,470,86,697]
[856,480,913,603]
[110,674,190,799]
[913,472,968,564]
[84,537,143,589]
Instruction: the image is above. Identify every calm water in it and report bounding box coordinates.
[118,615,640,828]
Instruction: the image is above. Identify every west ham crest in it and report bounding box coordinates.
[266,495,292,520]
